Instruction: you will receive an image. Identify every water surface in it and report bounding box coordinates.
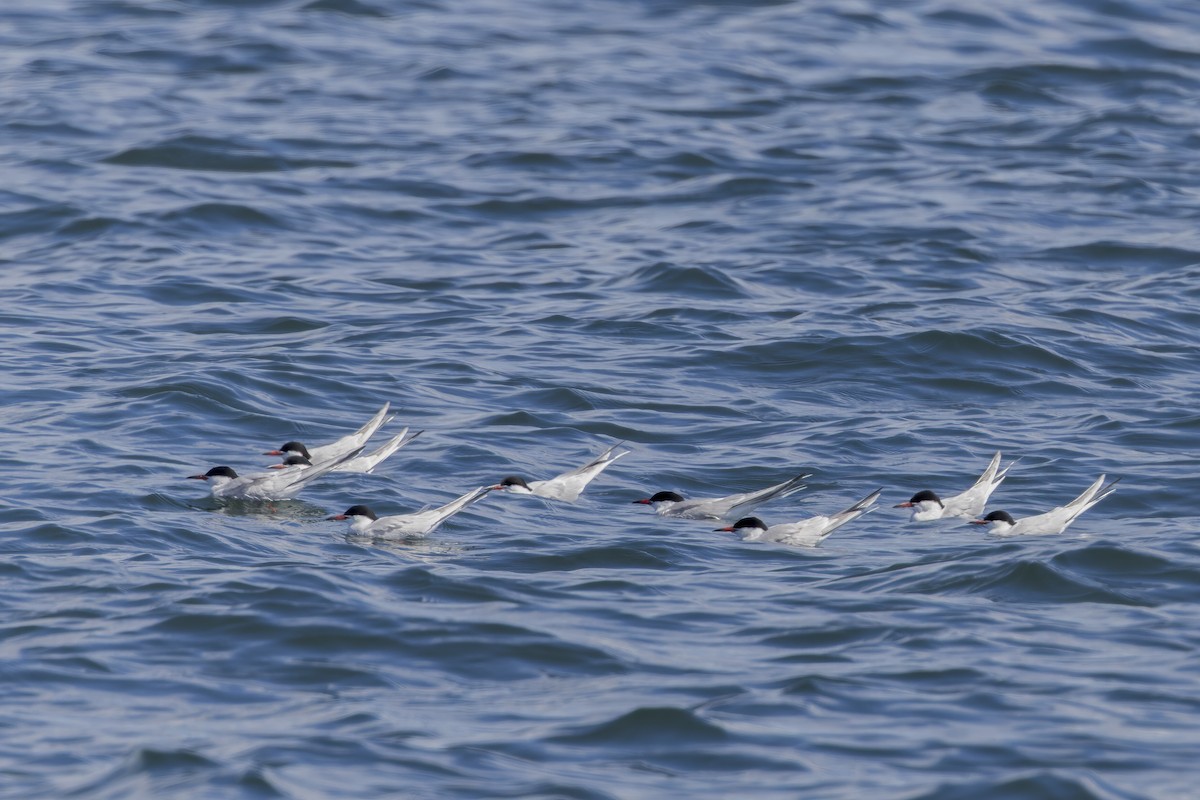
[2,1,1199,798]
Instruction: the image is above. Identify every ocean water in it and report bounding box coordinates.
[2,0,1199,797]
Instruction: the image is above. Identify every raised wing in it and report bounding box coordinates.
[308,403,392,462]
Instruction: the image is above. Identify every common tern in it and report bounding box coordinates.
[894,451,1015,521]
[491,443,630,502]
[189,447,363,501]
[327,486,490,539]
[268,427,422,474]
[631,472,812,521]
[264,403,393,464]
[970,475,1120,535]
[715,488,882,547]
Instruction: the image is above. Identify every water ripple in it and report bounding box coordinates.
[2,0,1200,797]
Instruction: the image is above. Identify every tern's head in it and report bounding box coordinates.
[970,510,1016,529]
[263,441,311,459]
[188,466,238,481]
[491,476,531,493]
[893,490,943,509]
[894,489,945,521]
[632,490,684,506]
[327,504,378,522]
[269,455,313,470]
[715,516,768,533]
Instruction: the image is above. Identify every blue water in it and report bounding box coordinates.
[2,0,1199,797]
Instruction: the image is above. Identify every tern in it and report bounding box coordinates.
[189,447,363,501]
[631,472,812,521]
[715,488,882,547]
[267,455,315,471]
[970,475,1120,535]
[267,427,422,474]
[491,443,630,502]
[894,451,1015,521]
[327,486,491,539]
[263,402,393,464]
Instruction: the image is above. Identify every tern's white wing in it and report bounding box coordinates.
[364,487,490,539]
[941,452,1015,518]
[336,428,422,474]
[712,473,812,519]
[308,403,392,463]
[664,473,811,520]
[754,488,881,547]
[532,443,630,502]
[1010,475,1120,535]
[240,446,364,500]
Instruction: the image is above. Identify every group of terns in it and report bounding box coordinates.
[188,403,1120,545]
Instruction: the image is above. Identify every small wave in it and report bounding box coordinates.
[966,559,1150,606]
[300,0,391,17]
[1077,35,1200,63]
[910,770,1134,800]
[155,202,284,232]
[549,706,727,746]
[175,315,330,336]
[506,387,599,413]
[923,7,1014,32]
[650,98,787,120]
[116,375,268,414]
[461,150,578,171]
[1031,241,1200,271]
[452,193,643,218]
[488,543,681,573]
[616,261,752,299]
[705,328,1087,405]
[758,623,894,652]
[104,135,355,173]
[62,747,241,800]
[1050,543,1200,605]
[401,620,629,680]
[379,565,524,605]
[55,215,145,239]
[0,202,80,241]
[826,541,1155,606]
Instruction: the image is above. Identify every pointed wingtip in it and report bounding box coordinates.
[842,488,883,516]
[599,442,631,462]
[857,488,884,512]
[458,486,491,506]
